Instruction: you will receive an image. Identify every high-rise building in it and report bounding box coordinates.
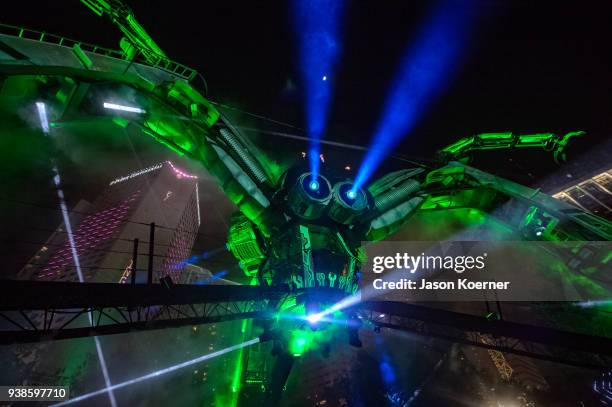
[12,161,206,392]
[19,160,201,284]
[552,168,612,220]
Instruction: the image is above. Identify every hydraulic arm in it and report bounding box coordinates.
[437,131,585,163]
[80,0,167,63]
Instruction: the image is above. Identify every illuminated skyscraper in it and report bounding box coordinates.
[552,168,612,220]
[13,161,202,391]
[20,160,201,284]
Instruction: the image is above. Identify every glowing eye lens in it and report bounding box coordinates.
[346,190,356,199]
[309,181,320,191]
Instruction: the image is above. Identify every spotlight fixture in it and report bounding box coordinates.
[327,181,368,224]
[286,173,332,220]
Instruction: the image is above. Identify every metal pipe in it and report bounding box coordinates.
[131,238,139,285]
[147,223,155,284]
[219,127,267,183]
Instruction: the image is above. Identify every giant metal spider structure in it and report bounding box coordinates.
[0,1,610,405]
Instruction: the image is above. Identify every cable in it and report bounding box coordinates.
[2,224,172,248]
[235,127,431,168]
[0,198,227,241]
[0,197,166,229]
[209,100,304,131]
[2,237,236,267]
[3,239,238,271]
[196,72,209,97]
[1,238,168,258]
[23,262,236,272]
[25,263,137,272]
[205,100,432,167]
[2,237,231,260]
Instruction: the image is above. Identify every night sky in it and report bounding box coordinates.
[3,0,611,183]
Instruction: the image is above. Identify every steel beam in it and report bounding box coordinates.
[358,301,612,369]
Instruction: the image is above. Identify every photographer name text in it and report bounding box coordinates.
[372,278,510,291]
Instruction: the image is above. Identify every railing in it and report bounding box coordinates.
[0,22,198,81]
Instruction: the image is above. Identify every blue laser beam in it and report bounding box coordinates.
[292,0,346,180]
[202,246,228,259]
[51,338,260,406]
[352,0,478,191]
[194,270,229,285]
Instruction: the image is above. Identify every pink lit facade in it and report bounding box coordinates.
[20,161,201,284]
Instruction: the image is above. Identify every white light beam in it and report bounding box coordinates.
[51,338,260,406]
